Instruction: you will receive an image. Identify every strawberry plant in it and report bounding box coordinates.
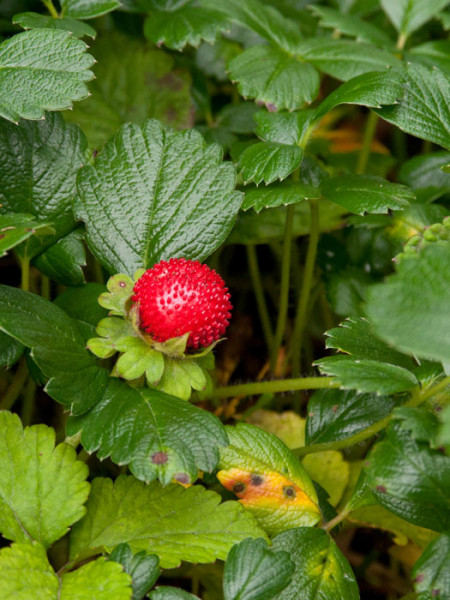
[0,0,449,598]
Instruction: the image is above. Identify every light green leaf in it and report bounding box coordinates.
[217,423,321,536]
[412,534,450,600]
[70,476,267,568]
[0,411,89,547]
[321,174,414,215]
[60,557,132,600]
[408,41,450,77]
[0,29,94,122]
[144,2,230,50]
[223,538,294,600]
[0,113,88,259]
[380,0,450,37]
[13,12,96,38]
[0,542,59,600]
[315,356,418,395]
[66,379,228,485]
[311,5,394,47]
[242,182,320,212]
[365,244,450,363]
[376,63,450,150]
[228,45,320,111]
[238,142,303,185]
[272,528,359,600]
[65,33,193,149]
[33,229,86,286]
[295,38,400,81]
[60,0,120,19]
[109,544,160,600]
[0,213,53,258]
[75,119,242,275]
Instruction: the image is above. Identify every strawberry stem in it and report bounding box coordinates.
[211,375,339,399]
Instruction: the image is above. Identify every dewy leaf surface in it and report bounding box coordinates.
[75,119,242,275]
[66,379,228,485]
[217,423,321,535]
[223,538,294,600]
[70,476,268,568]
[0,411,89,547]
[366,245,450,363]
[0,113,88,258]
[0,29,94,122]
[271,528,359,600]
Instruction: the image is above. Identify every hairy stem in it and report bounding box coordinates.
[291,198,320,375]
[270,204,295,372]
[356,110,378,175]
[211,376,339,399]
[246,245,274,351]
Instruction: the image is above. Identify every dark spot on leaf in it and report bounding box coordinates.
[414,574,424,583]
[434,405,443,412]
[250,474,264,486]
[282,485,296,499]
[233,482,246,494]
[432,590,440,597]
[332,404,339,413]
[0,234,4,239]
[376,485,387,493]
[266,103,277,112]
[93,149,98,158]
[308,411,314,417]
[151,451,168,464]
[166,108,178,123]
[118,281,127,288]
[157,73,184,91]
[174,473,190,485]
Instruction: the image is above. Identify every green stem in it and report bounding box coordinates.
[211,376,339,399]
[21,378,36,426]
[293,378,450,458]
[271,205,295,371]
[322,507,350,532]
[42,0,59,18]
[356,111,378,175]
[20,256,30,292]
[246,245,274,351]
[291,198,320,375]
[41,275,50,301]
[396,32,407,51]
[0,358,29,411]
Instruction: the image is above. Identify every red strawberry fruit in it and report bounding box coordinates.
[132,258,232,350]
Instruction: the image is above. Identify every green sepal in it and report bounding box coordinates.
[156,357,209,400]
[87,316,135,359]
[98,273,134,316]
[116,338,165,384]
[396,217,450,263]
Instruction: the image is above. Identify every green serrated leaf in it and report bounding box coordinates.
[242,182,320,213]
[272,527,359,600]
[76,119,242,275]
[0,213,53,258]
[60,0,120,19]
[217,423,321,536]
[65,33,194,148]
[408,40,450,77]
[366,245,450,363]
[321,174,414,215]
[67,379,228,484]
[13,11,97,38]
[0,331,24,368]
[363,418,450,532]
[398,151,450,202]
[110,544,160,600]
[315,355,418,395]
[151,589,199,600]
[0,411,89,547]
[380,0,450,37]
[61,556,132,600]
[395,406,440,447]
[0,113,88,258]
[0,29,94,122]
[228,45,320,111]
[223,538,293,600]
[54,283,107,342]
[70,476,267,568]
[254,111,315,146]
[238,142,303,186]
[412,534,450,600]
[33,229,86,286]
[376,63,450,150]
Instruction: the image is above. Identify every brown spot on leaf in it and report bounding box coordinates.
[250,474,264,486]
[174,473,190,485]
[332,404,339,413]
[157,73,184,91]
[282,485,296,499]
[376,485,387,493]
[118,280,127,288]
[151,451,168,465]
[414,574,424,583]
[233,482,246,494]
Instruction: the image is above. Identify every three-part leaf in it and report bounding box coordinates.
[380,0,450,38]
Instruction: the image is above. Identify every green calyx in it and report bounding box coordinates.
[87,272,216,400]
[396,217,450,263]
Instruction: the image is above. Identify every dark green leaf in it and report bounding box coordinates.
[109,544,160,600]
[363,418,450,532]
[0,29,94,122]
[0,285,108,413]
[13,11,96,38]
[238,142,303,185]
[306,388,398,445]
[223,538,294,600]
[242,182,320,212]
[366,244,450,363]
[75,119,242,275]
[408,41,450,77]
[380,0,450,37]
[398,152,450,202]
[376,64,450,150]
[70,476,267,569]
[67,379,228,484]
[412,534,450,600]
[315,356,418,395]
[228,45,320,111]
[395,406,440,447]
[0,331,24,368]
[271,528,359,600]
[54,283,107,341]
[144,3,230,50]
[33,229,86,286]
[0,213,53,258]
[216,103,261,134]
[254,111,315,145]
[295,38,400,81]
[151,588,199,600]
[65,33,194,149]
[60,0,120,19]
[0,113,88,259]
